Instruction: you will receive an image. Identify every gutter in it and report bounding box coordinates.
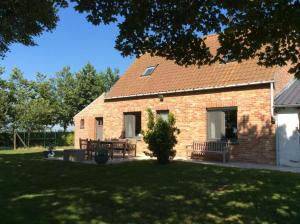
[274,104,300,108]
[105,80,275,100]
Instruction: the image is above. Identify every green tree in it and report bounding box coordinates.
[74,64,119,111]
[100,67,119,92]
[0,0,67,57]
[3,1,300,76]
[75,63,104,111]
[143,109,180,164]
[54,67,77,132]
[72,1,300,77]
[5,68,57,148]
[0,68,9,128]
[54,64,119,131]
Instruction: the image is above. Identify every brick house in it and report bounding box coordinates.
[74,35,293,164]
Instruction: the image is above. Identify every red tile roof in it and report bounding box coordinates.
[106,35,280,99]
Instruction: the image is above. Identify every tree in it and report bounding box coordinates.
[75,63,104,111]
[54,64,119,131]
[100,67,119,92]
[0,0,67,57]
[74,64,119,111]
[5,68,57,148]
[54,66,77,132]
[0,68,9,128]
[143,109,180,164]
[2,1,300,77]
[72,1,300,77]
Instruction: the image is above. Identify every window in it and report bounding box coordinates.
[142,65,157,76]
[207,107,237,141]
[157,110,169,122]
[124,112,142,138]
[80,119,85,129]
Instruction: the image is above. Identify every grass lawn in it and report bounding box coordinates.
[0,149,300,224]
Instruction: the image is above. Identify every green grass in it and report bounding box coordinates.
[0,149,300,224]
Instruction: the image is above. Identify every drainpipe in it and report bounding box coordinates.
[270,82,274,117]
[271,82,279,166]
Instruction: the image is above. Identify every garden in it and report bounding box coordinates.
[0,148,300,224]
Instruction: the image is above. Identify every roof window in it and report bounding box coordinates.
[142,65,157,76]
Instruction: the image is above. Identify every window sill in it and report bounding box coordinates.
[125,137,142,141]
[207,140,239,145]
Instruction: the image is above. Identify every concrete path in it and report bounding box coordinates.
[48,155,300,173]
[175,158,300,174]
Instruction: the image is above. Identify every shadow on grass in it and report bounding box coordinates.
[0,152,300,224]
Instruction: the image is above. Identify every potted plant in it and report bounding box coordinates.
[94,147,110,164]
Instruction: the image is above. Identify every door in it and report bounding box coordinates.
[96,117,103,140]
[277,109,300,167]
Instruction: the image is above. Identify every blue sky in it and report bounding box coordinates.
[0,7,134,80]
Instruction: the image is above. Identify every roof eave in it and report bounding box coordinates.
[105,80,274,100]
[274,104,300,108]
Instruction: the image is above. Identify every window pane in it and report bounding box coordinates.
[207,108,237,141]
[125,115,135,138]
[208,111,225,140]
[124,112,142,138]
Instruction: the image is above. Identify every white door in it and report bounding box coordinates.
[277,108,300,167]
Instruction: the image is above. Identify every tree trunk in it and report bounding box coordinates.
[27,131,30,147]
[13,129,16,150]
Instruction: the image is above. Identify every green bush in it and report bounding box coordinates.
[143,109,180,164]
[56,132,74,146]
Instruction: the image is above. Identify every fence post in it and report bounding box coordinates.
[13,129,16,150]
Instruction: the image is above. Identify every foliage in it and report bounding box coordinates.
[1,151,300,223]
[54,64,119,131]
[0,131,74,148]
[53,67,77,131]
[74,63,105,111]
[56,132,74,146]
[1,0,300,78]
[143,109,180,164]
[70,1,300,78]
[0,0,67,57]
[0,68,9,127]
[2,1,300,77]
[6,69,56,132]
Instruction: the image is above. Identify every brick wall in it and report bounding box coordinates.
[74,84,276,164]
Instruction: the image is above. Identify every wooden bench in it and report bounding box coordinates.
[186,141,229,163]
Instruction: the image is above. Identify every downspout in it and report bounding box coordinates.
[270,82,274,117]
[271,82,279,166]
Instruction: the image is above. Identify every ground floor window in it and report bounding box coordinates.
[80,119,85,129]
[124,112,141,138]
[156,110,169,121]
[207,107,238,141]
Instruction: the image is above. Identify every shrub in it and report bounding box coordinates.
[143,109,180,164]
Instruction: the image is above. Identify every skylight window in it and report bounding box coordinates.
[142,65,157,76]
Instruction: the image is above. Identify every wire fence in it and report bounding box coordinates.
[0,131,74,149]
